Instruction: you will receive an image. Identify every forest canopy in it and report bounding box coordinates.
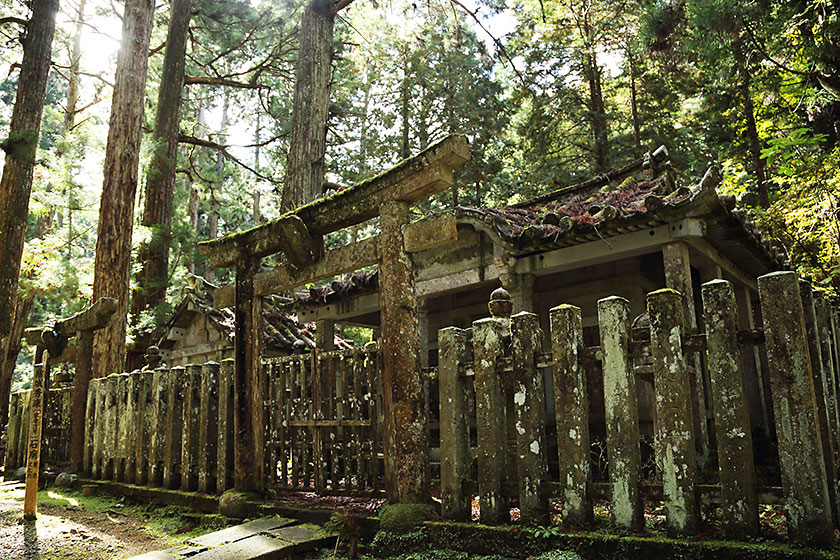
[0,0,838,386]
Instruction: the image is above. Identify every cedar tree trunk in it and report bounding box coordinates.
[91,0,155,379]
[133,0,192,318]
[0,0,59,346]
[281,0,334,208]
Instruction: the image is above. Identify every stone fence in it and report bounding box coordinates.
[438,272,840,546]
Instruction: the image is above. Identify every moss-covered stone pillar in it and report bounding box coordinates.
[198,361,219,494]
[379,199,429,503]
[91,379,106,479]
[550,304,592,526]
[647,289,699,535]
[217,358,235,492]
[233,257,264,492]
[816,297,840,468]
[662,241,709,469]
[123,372,141,483]
[473,316,508,524]
[511,311,549,523]
[500,269,535,314]
[598,296,643,530]
[135,370,153,485]
[801,284,839,526]
[181,363,201,491]
[148,367,168,487]
[163,365,184,489]
[438,326,471,520]
[758,271,834,546]
[83,378,98,477]
[701,279,759,537]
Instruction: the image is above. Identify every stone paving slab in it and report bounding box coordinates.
[189,534,293,560]
[126,552,179,560]
[162,544,208,556]
[264,524,335,552]
[189,517,296,548]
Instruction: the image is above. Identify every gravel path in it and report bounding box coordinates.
[0,481,177,559]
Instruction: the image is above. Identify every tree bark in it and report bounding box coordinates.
[281,0,334,208]
[627,46,641,150]
[0,296,32,427]
[734,42,770,208]
[63,0,87,133]
[91,0,155,379]
[132,0,192,319]
[0,0,60,346]
[584,48,610,172]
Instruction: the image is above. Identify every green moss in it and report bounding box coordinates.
[378,503,435,534]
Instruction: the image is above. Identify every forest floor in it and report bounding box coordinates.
[0,479,232,559]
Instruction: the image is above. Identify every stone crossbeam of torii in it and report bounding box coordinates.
[198,134,469,502]
[21,297,117,518]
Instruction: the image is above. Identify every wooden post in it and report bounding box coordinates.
[801,284,839,525]
[647,289,699,534]
[23,347,48,519]
[701,280,759,537]
[438,327,471,521]
[598,296,643,530]
[217,358,235,492]
[511,311,548,523]
[164,366,184,489]
[758,271,833,546]
[233,258,264,492]
[473,317,508,524]
[181,364,201,491]
[550,304,592,526]
[662,241,709,468]
[198,361,219,494]
[379,199,429,503]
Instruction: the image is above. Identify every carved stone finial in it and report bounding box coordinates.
[488,287,513,319]
[144,345,161,369]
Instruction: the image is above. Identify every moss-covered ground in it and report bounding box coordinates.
[0,481,232,559]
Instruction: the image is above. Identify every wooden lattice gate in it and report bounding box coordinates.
[263,345,384,495]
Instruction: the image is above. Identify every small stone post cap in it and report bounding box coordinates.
[489,287,513,319]
[144,345,162,369]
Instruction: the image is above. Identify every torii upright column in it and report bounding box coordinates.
[379,199,430,503]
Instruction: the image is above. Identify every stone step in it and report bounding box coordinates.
[126,518,336,560]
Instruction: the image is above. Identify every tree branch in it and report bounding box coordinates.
[332,0,356,15]
[0,17,28,26]
[178,133,281,184]
[184,75,267,89]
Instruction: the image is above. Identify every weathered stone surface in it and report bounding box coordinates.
[219,489,252,519]
[598,296,643,530]
[800,284,839,526]
[758,271,834,546]
[83,380,97,476]
[647,289,699,535]
[550,304,592,526]
[265,523,335,550]
[379,199,429,503]
[510,311,548,524]
[378,503,435,534]
[125,552,178,560]
[135,371,153,486]
[161,544,207,556]
[701,279,759,537]
[189,534,291,560]
[472,317,508,524]
[181,364,201,491]
[91,380,105,479]
[164,366,184,489]
[148,368,168,487]
[198,361,219,494]
[55,472,76,487]
[438,327,471,521]
[662,241,709,468]
[217,359,235,493]
[189,517,295,548]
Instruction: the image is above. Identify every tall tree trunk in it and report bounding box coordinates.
[132,0,192,319]
[253,112,261,222]
[584,48,610,172]
[734,42,770,208]
[627,46,641,150]
[0,296,32,427]
[91,0,155,379]
[400,43,410,160]
[63,0,87,133]
[187,184,198,273]
[281,0,334,208]
[0,0,60,348]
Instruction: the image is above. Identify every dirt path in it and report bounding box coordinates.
[0,481,221,559]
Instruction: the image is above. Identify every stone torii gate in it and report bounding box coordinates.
[198,135,469,502]
[21,297,117,518]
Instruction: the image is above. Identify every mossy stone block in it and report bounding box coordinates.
[378,503,435,534]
